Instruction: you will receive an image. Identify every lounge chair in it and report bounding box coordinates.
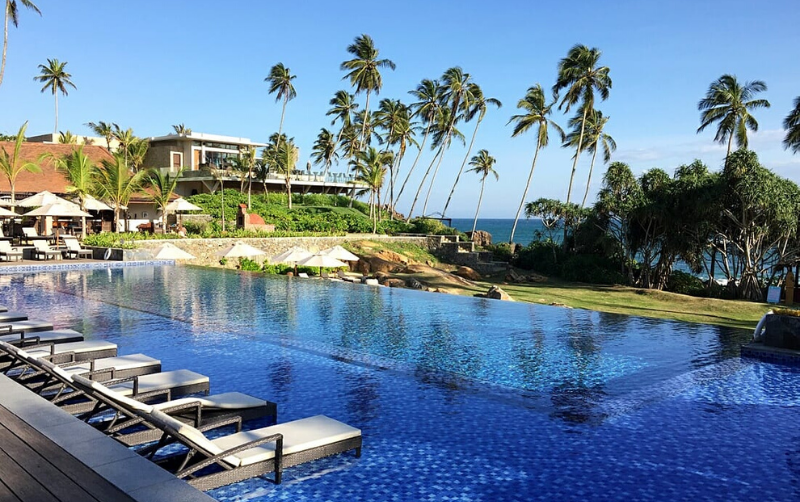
[134,402,361,489]
[0,328,84,345]
[0,311,28,322]
[0,320,55,334]
[21,226,38,244]
[61,236,93,260]
[0,337,117,371]
[0,305,7,312]
[32,239,60,260]
[69,374,276,447]
[0,240,23,262]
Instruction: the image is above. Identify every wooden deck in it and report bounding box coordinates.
[0,404,137,502]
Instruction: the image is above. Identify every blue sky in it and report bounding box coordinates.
[1,0,798,218]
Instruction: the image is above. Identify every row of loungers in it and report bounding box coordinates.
[0,312,362,491]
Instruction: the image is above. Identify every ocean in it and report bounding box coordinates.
[450,218,546,246]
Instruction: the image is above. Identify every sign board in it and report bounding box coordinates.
[767,286,782,304]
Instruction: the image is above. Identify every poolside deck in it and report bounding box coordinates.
[0,374,214,502]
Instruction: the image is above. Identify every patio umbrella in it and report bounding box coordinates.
[154,243,195,260]
[216,241,266,259]
[15,190,77,208]
[79,194,112,211]
[272,246,312,264]
[165,198,203,230]
[320,245,360,262]
[23,203,92,239]
[297,253,348,275]
[0,207,17,217]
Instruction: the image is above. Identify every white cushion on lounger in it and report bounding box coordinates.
[61,354,160,375]
[0,329,84,344]
[72,374,155,413]
[153,392,266,412]
[0,312,28,322]
[5,320,54,332]
[107,369,208,396]
[24,340,117,358]
[146,410,239,465]
[211,415,361,466]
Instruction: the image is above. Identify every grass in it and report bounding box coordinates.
[343,240,440,265]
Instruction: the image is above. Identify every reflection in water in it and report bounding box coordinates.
[268,356,294,403]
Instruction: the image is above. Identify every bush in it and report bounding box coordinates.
[514,241,563,276]
[182,220,209,235]
[484,242,513,262]
[238,258,262,271]
[559,254,625,285]
[409,218,460,236]
[666,270,706,296]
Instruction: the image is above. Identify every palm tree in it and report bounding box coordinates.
[241,146,256,208]
[172,123,191,135]
[326,90,359,148]
[85,121,117,152]
[58,130,76,144]
[94,156,147,232]
[353,147,391,232]
[265,63,296,147]
[697,75,770,160]
[33,58,76,134]
[126,137,149,171]
[374,98,414,211]
[396,78,442,208]
[467,149,498,234]
[146,167,184,234]
[0,121,40,204]
[442,83,501,217]
[1,0,40,89]
[784,96,800,154]
[42,145,96,237]
[507,84,563,244]
[562,108,616,208]
[553,44,611,205]
[340,34,396,148]
[112,125,136,168]
[311,128,339,188]
[263,133,298,209]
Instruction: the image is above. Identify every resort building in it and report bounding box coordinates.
[144,131,365,198]
[26,132,120,151]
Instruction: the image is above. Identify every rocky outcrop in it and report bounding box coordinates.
[467,230,492,247]
[506,268,547,284]
[453,266,481,281]
[486,285,513,301]
[405,278,424,289]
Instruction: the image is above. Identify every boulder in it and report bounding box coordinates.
[367,256,404,274]
[405,278,424,290]
[374,271,390,282]
[467,230,492,247]
[505,269,525,283]
[453,266,481,281]
[374,250,409,266]
[486,285,512,301]
[386,278,405,288]
[527,272,548,283]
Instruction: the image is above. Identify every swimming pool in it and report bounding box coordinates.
[2,266,797,501]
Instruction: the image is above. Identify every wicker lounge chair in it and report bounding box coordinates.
[69,374,276,446]
[0,311,28,322]
[0,337,116,371]
[0,240,23,262]
[0,320,54,334]
[138,407,362,489]
[0,328,85,345]
[61,236,93,260]
[32,239,60,260]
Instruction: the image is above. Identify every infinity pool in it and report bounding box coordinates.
[2,266,797,501]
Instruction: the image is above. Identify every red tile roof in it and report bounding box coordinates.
[0,142,116,196]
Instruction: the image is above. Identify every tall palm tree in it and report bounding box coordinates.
[43,145,95,237]
[0,121,40,205]
[311,128,339,187]
[552,44,611,205]
[1,0,40,89]
[466,149,498,234]
[126,137,149,172]
[563,108,616,208]
[697,74,770,161]
[507,84,563,244]
[94,156,147,232]
[265,62,297,152]
[784,96,800,154]
[112,125,135,168]
[326,90,359,149]
[33,58,76,134]
[396,78,442,208]
[172,123,191,135]
[374,98,414,212]
[340,34,396,148]
[263,132,298,209]
[442,83,501,217]
[353,147,391,232]
[85,121,117,152]
[145,167,184,234]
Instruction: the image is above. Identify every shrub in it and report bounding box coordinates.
[666,270,706,296]
[514,241,563,276]
[484,242,513,262]
[239,258,262,271]
[559,254,625,285]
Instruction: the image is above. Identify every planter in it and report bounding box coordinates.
[764,314,800,350]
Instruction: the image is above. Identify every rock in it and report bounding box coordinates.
[527,272,548,283]
[374,271,390,282]
[367,256,404,274]
[486,285,512,301]
[386,278,405,288]
[356,260,371,275]
[405,278,424,289]
[454,266,481,281]
[374,250,408,266]
[426,287,439,293]
[505,269,525,283]
[467,230,492,247]
[549,302,572,308]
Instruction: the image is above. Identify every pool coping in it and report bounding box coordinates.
[0,373,216,502]
[0,260,175,274]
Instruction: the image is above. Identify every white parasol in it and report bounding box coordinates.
[154,243,195,260]
[271,246,313,264]
[165,198,203,212]
[320,245,360,262]
[15,191,78,208]
[216,241,266,259]
[23,203,91,218]
[0,206,17,217]
[297,254,348,269]
[79,195,113,211]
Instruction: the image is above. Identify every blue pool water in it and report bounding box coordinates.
[2,266,798,501]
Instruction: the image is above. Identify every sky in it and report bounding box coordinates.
[1,0,798,218]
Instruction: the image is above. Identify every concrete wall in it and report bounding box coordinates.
[123,235,440,267]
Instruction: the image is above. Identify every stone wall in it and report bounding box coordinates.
[122,235,439,267]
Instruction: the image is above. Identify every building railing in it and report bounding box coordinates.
[166,167,365,186]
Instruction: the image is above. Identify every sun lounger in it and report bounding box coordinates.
[1,320,54,333]
[140,409,361,489]
[0,240,23,262]
[298,272,309,278]
[0,305,6,312]
[0,328,84,345]
[0,312,28,322]
[61,236,93,260]
[32,239,60,260]
[0,338,117,371]
[69,375,276,446]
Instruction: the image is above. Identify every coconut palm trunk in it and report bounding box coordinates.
[566,106,588,205]
[581,145,600,208]
[406,144,442,222]
[1,9,8,88]
[359,90,371,149]
[396,120,430,207]
[472,175,487,235]
[509,139,542,244]
[442,115,482,217]
[53,91,58,134]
